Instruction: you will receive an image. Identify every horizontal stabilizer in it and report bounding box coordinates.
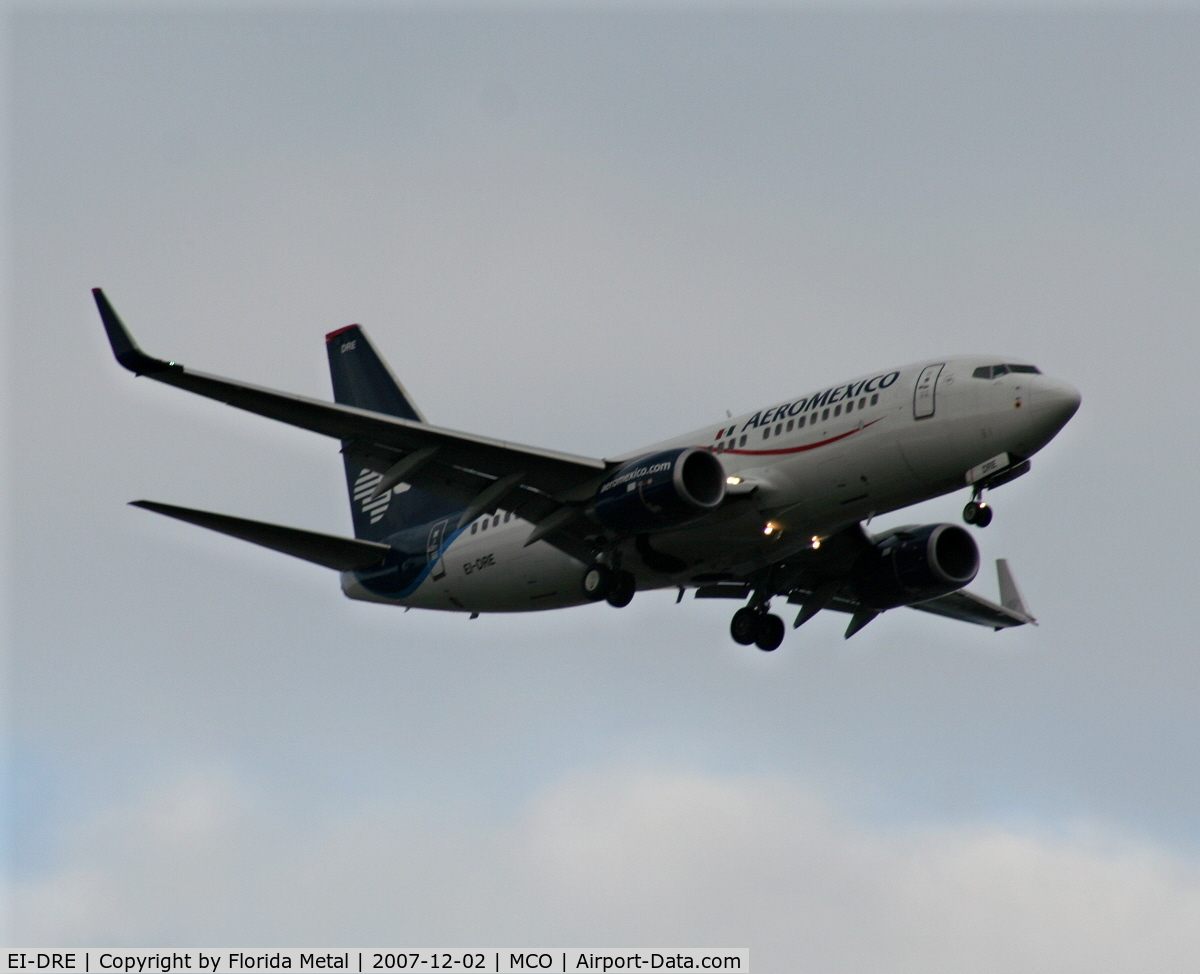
[130,500,393,571]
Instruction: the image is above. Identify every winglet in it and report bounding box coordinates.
[93,288,180,375]
[996,558,1037,625]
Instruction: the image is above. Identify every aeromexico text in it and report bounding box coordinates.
[734,371,900,433]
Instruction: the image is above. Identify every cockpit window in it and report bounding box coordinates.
[972,364,1041,379]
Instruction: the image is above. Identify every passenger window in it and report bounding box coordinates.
[821,408,829,420]
[870,394,879,406]
[739,435,747,447]
[763,428,770,440]
[845,401,853,413]
[859,398,866,409]
[798,415,806,428]
[786,420,793,432]
[493,515,500,527]
[481,518,487,531]
[834,404,842,417]
[504,512,511,522]
[471,522,477,535]
[775,423,782,435]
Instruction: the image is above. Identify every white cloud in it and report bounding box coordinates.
[14,767,1200,970]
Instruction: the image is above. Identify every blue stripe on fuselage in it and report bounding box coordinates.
[352,519,470,599]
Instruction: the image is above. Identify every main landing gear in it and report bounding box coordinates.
[730,605,786,652]
[962,498,993,527]
[581,562,637,608]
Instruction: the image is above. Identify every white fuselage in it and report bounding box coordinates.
[342,355,1079,614]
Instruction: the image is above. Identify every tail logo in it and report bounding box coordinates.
[352,468,409,524]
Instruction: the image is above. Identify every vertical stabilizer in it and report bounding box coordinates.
[326,325,425,421]
[326,326,462,540]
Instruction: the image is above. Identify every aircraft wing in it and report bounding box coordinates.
[96,290,610,549]
[908,590,1031,629]
[764,546,1036,634]
[908,560,1036,630]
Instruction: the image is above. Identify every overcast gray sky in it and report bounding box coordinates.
[7,2,1200,967]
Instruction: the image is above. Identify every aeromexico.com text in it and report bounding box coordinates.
[737,371,900,432]
[601,461,673,493]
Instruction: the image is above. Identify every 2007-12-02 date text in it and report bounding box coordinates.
[372,956,485,971]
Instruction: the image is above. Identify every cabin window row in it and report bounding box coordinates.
[712,392,880,451]
[470,510,514,534]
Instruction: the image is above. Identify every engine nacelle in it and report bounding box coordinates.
[850,523,979,609]
[592,447,726,534]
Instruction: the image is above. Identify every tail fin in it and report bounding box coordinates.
[326,325,462,540]
[326,324,425,421]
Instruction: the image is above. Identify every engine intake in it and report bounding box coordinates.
[592,447,726,534]
[850,523,979,609]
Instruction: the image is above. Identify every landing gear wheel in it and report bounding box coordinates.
[581,564,613,601]
[730,607,759,645]
[754,613,786,652]
[606,570,636,608]
[963,500,992,527]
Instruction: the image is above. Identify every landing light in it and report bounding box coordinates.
[764,521,782,536]
[811,536,822,549]
[726,476,743,485]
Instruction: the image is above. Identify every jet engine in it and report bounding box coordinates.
[850,523,979,609]
[592,447,726,534]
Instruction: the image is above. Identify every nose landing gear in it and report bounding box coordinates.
[961,457,1030,528]
[963,499,993,527]
[730,604,786,652]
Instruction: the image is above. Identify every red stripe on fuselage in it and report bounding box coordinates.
[719,417,884,456]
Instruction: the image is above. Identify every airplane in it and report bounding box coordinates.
[94,288,1080,651]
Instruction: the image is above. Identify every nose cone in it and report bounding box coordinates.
[1035,376,1082,427]
[1019,375,1080,455]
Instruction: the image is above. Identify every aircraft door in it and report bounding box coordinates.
[426,516,453,580]
[913,364,944,420]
